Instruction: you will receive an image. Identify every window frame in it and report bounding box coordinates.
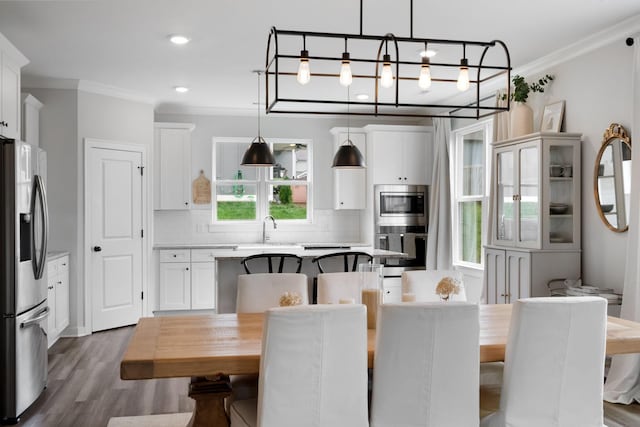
[211,137,313,224]
[450,120,493,269]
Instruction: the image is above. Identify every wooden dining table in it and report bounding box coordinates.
[120,304,640,427]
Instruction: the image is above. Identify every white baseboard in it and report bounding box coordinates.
[61,326,91,337]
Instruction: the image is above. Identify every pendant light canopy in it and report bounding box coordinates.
[241,71,275,167]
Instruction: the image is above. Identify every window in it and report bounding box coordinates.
[451,120,492,268]
[212,137,312,222]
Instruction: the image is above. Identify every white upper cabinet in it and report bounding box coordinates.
[365,125,433,185]
[331,127,366,210]
[0,33,28,139]
[154,122,195,210]
[21,94,43,146]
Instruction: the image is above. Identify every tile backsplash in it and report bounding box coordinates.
[154,209,363,244]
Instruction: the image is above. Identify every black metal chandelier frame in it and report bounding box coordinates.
[265,0,511,119]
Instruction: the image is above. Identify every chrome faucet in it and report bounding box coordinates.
[262,215,277,243]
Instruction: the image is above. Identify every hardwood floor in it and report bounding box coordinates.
[17,326,640,427]
[19,326,193,427]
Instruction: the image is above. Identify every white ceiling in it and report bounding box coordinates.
[1,0,639,114]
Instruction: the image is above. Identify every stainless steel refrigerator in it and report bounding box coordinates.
[0,137,49,423]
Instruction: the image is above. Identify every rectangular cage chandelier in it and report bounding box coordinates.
[265,0,512,119]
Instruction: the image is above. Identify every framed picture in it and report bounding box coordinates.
[540,100,565,132]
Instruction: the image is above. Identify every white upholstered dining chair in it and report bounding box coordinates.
[370,302,480,427]
[316,271,379,304]
[235,273,309,313]
[229,304,369,427]
[480,296,608,427]
[401,270,468,302]
[229,273,310,412]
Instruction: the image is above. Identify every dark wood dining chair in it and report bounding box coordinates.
[310,251,373,303]
[240,253,303,274]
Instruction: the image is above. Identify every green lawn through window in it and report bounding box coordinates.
[217,201,306,220]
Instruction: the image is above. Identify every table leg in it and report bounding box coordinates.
[187,375,232,427]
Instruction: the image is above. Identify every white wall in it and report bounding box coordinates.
[27,87,154,334]
[153,113,425,245]
[454,37,634,293]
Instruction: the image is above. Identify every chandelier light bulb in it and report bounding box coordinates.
[380,54,394,88]
[457,58,470,91]
[297,50,311,85]
[418,59,432,90]
[339,52,352,87]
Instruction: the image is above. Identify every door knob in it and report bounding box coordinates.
[93,246,102,252]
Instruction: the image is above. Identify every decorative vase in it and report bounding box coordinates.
[440,294,450,302]
[510,101,533,137]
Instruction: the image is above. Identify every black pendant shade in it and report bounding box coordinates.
[332,141,366,168]
[241,136,275,166]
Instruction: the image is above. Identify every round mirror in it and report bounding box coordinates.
[594,123,632,232]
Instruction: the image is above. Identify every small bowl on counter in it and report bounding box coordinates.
[549,203,569,215]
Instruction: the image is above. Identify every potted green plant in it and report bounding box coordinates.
[505,74,554,137]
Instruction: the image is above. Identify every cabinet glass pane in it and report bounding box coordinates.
[497,151,514,241]
[462,130,484,196]
[459,201,482,264]
[519,147,539,243]
[215,184,257,220]
[549,145,575,244]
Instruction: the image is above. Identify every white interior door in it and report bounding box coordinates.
[89,146,143,331]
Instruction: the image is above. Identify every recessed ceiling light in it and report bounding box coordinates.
[419,49,437,58]
[356,93,369,100]
[174,86,189,93]
[169,35,190,45]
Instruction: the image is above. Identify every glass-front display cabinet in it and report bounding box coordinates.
[492,132,582,250]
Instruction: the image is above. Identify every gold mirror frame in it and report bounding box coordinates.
[594,123,632,232]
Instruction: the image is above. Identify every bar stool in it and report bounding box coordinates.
[240,253,302,274]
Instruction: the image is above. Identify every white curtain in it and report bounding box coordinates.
[603,35,640,404]
[426,117,452,269]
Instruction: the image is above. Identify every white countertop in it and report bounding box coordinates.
[153,243,407,259]
[47,251,69,261]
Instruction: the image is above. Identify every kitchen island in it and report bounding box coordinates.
[153,243,407,314]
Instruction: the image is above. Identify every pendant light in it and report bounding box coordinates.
[332,88,365,168]
[241,71,275,166]
[457,43,470,92]
[418,42,432,90]
[297,35,311,85]
[339,37,353,87]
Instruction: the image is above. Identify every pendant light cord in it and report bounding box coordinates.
[347,87,351,145]
[257,71,261,139]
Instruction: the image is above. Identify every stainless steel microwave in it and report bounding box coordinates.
[374,184,428,227]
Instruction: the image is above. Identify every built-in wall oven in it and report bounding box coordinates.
[374,184,428,276]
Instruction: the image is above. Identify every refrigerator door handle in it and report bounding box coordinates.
[30,175,49,280]
[20,306,50,329]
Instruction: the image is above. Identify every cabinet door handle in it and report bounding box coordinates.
[57,281,62,285]
[93,246,102,252]
[398,177,402,181]
[404,177,407,180]
[173,254,177,258]
[185,202,189,206]
[186,267,189,271]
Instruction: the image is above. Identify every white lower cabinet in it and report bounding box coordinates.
[46,254,69,348]
[158,249,216,311]
[484,246,580,304]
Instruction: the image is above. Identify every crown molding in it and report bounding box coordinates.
[445,13,640,112]
[0,32,29,67]
[77,80,156,105]
[21,76,155,105]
